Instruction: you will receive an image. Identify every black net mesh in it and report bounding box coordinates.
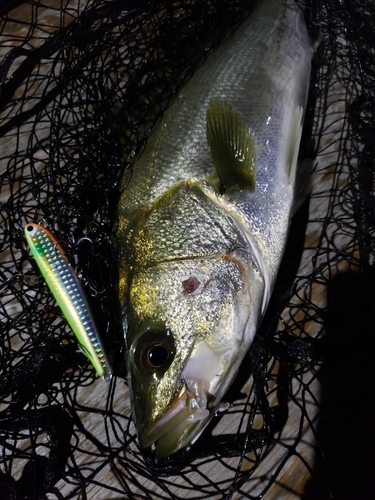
[0,0,374,498]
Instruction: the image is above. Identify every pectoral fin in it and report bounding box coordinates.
[206,98,256,194]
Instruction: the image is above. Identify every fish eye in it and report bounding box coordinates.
[147,344,169,367]
[132,327,175,375]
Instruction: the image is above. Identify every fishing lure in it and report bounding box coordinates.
[24,222,111,379]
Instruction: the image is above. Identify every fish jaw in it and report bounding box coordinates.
[141,342,221,457]
[129,338,241,459]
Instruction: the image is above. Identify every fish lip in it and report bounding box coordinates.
[141,379,211,451]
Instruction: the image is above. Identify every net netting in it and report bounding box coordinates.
[0,0,374,498]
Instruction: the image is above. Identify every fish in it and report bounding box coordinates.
[24,223,112,379]
[117,0,313,458]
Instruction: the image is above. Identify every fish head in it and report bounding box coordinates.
[125,253,257,458]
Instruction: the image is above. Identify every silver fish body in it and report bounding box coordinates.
[117,0,313,457]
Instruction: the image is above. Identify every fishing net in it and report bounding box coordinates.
[1,0,374,498]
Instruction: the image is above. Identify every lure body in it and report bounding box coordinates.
[25,223,111,378]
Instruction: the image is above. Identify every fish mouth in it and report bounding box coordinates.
[142,380,211,453]
[142,342,222,458]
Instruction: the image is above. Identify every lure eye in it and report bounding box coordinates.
[26,224,37,235]
[132,327,175,375]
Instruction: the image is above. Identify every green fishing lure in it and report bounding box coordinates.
[24,223,111,379]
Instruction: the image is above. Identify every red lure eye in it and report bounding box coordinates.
[182,276,201,294]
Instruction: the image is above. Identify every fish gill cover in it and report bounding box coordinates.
[0,0,374,499]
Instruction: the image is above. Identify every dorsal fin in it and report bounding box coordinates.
[206,98,256,194]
